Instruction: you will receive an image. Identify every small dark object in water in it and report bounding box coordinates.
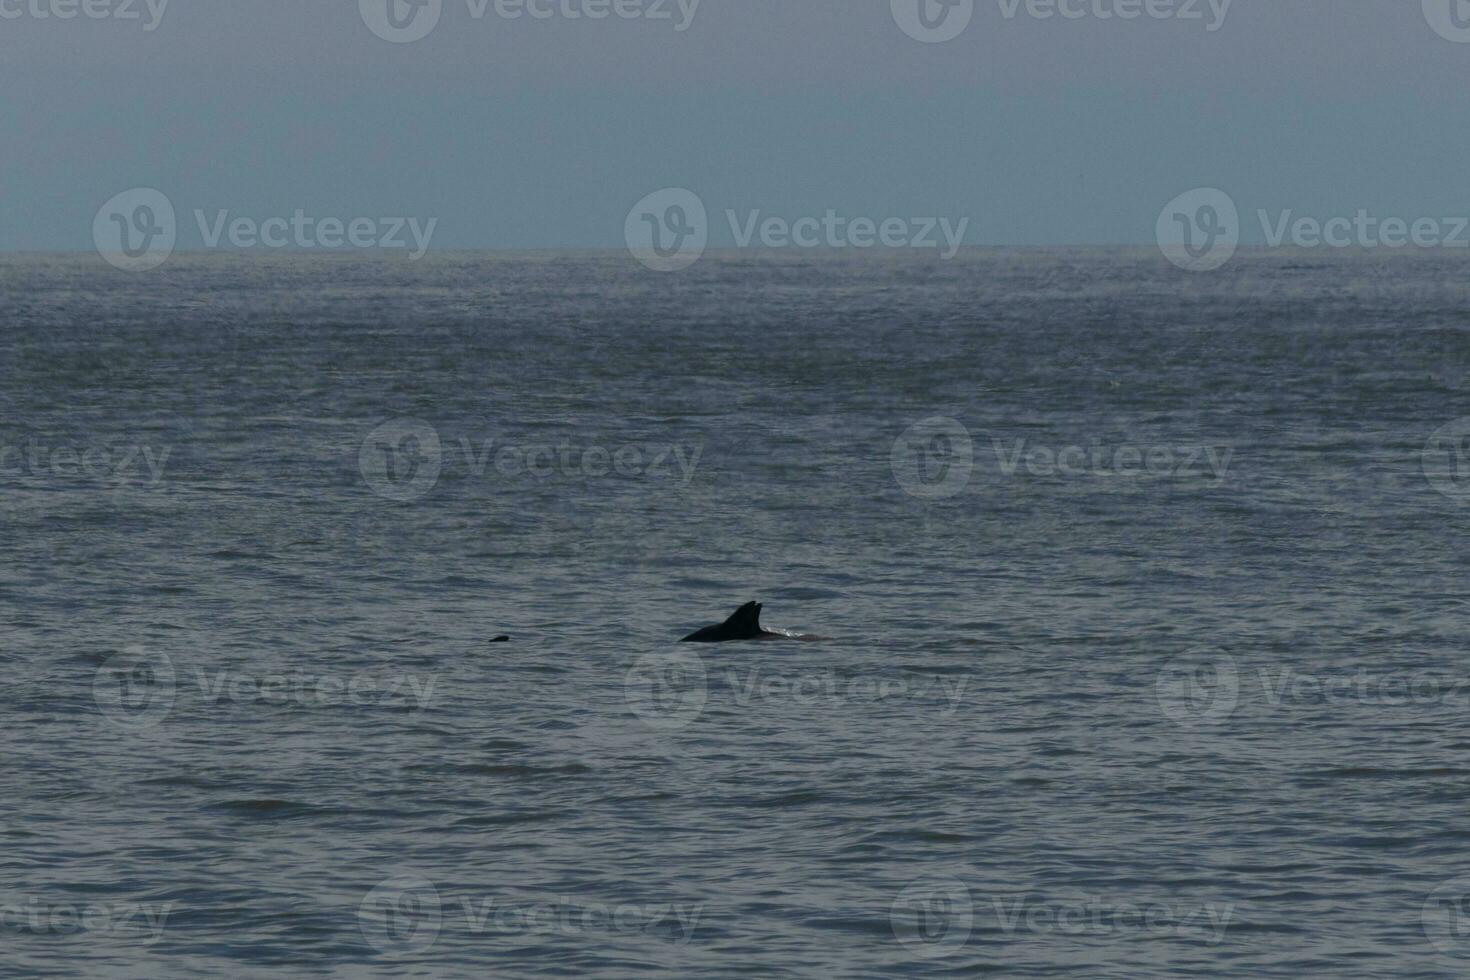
[680,602,821,642]
[490,635,510,643]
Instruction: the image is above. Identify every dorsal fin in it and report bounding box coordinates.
[681,601,774,642]
[721,601,759,631]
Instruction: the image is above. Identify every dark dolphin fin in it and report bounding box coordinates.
[744,602,764,633]
[720,602,759,634]
[682,602,768,642]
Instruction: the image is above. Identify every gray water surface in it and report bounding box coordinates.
[3,249,1470,977]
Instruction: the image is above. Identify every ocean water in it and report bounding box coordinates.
[3,248,1470,977]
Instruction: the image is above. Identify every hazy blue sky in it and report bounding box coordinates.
[3,0,1469,249]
